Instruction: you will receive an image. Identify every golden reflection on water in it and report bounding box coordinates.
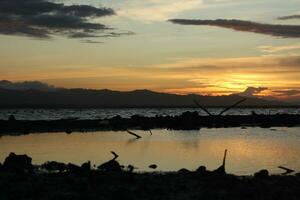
[0,128,300,175]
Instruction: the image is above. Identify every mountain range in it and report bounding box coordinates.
[0,81,295,108]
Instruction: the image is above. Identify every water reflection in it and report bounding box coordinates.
[0,128,300,175]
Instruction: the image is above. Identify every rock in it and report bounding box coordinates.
[67,163,82,174]
[149,164,157,169]
[254,169,269,178]
[81,161,91,172]
[127,165,135,173]
[98,160,122,172]
[212,165,226,175]
[181,111,199,119]
[111,115,122,121]
[99,120,109,125]
[178,168,191,174]
[41,161,67,172]
[8,115,16,121]
[3,152,33,173]
[196,166,207,175]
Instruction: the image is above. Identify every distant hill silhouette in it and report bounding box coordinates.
[0,87,291,108]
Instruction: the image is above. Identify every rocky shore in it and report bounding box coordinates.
[1,112,300,135]
[0,152,300,200]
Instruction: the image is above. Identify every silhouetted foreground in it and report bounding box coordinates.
[1,112,300,135]
[0,152,300,200]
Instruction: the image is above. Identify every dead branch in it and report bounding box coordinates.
[193,99,213,116]
[278,166,294,175]
[223,149,227,167]
[127,130,142,139]
[218,98,247,116]
[212,149,228,175]
[110,151,119,160]
[149,129,153,136]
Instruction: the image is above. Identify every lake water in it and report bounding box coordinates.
[0,108,300,120]
[1,127,300,175]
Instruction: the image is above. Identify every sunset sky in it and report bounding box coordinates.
[1,0,300,101]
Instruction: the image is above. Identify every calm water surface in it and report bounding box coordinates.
[1,128,300,175]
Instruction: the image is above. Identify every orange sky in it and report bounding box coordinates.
[0,0,300,101]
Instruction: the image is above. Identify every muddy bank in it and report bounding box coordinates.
[1,112,300,135]
[0,152,300,200]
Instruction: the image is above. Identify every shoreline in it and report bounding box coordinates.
[1,112,300,135]
[1,152,300,200]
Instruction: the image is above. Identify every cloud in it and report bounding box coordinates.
[259,44,300,53]
[273,90,300,97]
[278,15,300,20]
[0,0,125,39]
[279,56,300,67]
[118,0,202,22]
[81,40,104,44]
[169,19,300,38]
[0,80,57,91]
[235,87,268,97]
[152,55,300,72]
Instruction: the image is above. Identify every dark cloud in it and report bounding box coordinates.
[273,90,300,96]
[0,80,57,91]
[235,87,268,98]
[279,56,300,66]
[97,31,136,38]
[67,32,100,38]
[169,19,300,38]
[60,5,114,18]
[0,0,125,39]
[278,15,300,20]
[81,40,104,44]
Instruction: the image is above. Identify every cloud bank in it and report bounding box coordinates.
[169,19,300,38]
[278,15,300,20]
[0,0,121,39]
[235,87,268,98]
[273,90,300,97]
[259,44,300,53]
[0,80,57,91]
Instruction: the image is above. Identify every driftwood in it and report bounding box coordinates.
[127,130,142,139]
[149,129,153,136]
[213,149,227,175]
[218,98,247,116]
[110,151,119,160]
[194,98,246,116]
[97,151,122,172]
[193,99,213,116]
[278,166,294,175]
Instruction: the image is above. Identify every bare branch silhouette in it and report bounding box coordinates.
[127,130,142,139]
[218,99,246,116]
[193,99,213,116]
